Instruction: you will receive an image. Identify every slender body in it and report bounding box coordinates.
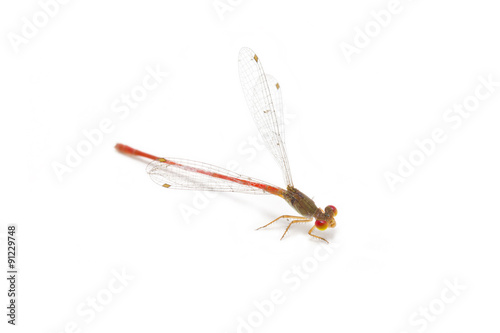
[115,48,338,242]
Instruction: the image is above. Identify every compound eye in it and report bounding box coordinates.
[315,220,328,231]
[326,205,338,217]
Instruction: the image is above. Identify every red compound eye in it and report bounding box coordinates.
[327,205,338,217]
[315,220,328,230]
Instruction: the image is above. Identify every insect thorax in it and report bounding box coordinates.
[282,186,318,217]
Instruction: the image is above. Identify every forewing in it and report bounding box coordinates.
[265,74,285,143]
[146,158,277,194]
[238,47,293,187]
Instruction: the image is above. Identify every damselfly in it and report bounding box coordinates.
[116,47,338,242]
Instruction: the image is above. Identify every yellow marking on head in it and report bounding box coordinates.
[162,183,171,188]
[158,158,166,162]
[253,54,258,62]
[276,83,280,89]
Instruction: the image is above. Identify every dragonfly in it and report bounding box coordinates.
[115,47,338,243]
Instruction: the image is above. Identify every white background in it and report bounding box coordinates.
[1,0,500,332]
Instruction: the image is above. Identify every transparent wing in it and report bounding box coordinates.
[238,47,293,187]
[265,74,285,139]
[146,157,281,194]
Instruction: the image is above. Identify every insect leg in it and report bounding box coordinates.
[280,218,313,240]
[256,215,305,230]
